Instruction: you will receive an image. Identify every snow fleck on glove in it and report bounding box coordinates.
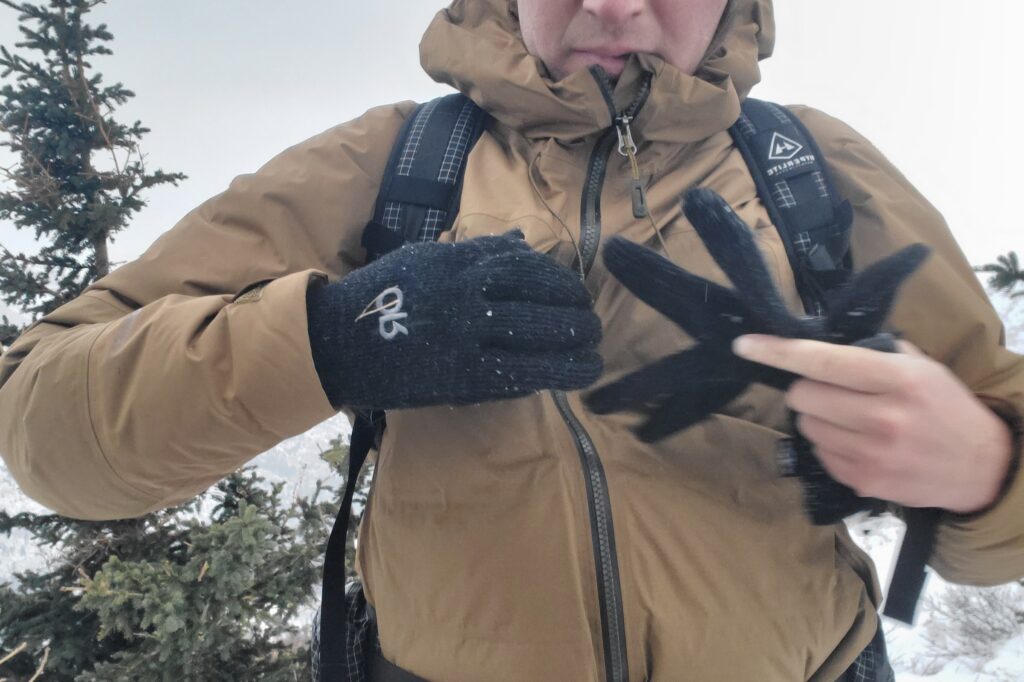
[307,230,602,411]
[585,188,930,525]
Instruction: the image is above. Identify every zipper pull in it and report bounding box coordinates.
[615,115,649,219]
[615,115,637,158]
[629,178,648,220]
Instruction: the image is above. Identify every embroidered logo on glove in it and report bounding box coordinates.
[357,286,409,340]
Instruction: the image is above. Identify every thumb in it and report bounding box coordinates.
[896,339,926,357]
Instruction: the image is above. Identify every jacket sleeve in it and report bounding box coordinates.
[793,105,1024,586]
[0,102,417,521]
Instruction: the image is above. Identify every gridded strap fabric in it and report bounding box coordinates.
[842,623,896,682]
[361,94,488,261]
[729,99,854,317]
[311,587,383,682]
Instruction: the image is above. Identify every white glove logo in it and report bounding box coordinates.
[357,286,409,340]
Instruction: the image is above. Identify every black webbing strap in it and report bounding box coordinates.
[729,99,937,625]
[319,94,487,682]
[318,413,381,680]
[883,507,938,624]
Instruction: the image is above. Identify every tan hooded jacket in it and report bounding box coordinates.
[2,1,1024,679]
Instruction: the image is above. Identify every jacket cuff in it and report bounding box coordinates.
[950,398,1024,521]
[933,398,1024,585]
[225,269,337,434]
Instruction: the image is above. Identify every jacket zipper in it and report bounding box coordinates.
[554,68,652,682]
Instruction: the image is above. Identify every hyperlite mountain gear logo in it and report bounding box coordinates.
[768,132,803,161]
[765,131,816,177]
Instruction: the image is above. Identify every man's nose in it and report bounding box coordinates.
[581,0,646,26]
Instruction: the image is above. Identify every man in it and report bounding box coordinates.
[1,0,1022,680]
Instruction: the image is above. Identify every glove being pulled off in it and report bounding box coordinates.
[586,188,929,524]
[308,231,602,410]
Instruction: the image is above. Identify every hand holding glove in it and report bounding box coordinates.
[307,231,602,411]
[585,188,930,523]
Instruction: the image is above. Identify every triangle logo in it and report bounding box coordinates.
[768,132,803,161]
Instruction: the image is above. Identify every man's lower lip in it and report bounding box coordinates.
[575,51,627,75]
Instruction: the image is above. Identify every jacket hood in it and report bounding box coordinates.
[420,0,775,144]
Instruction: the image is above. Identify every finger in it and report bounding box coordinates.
[810,447,864,492]
[732,334,909,393]
[896,339,926,357]
[478,348,603,394]
[794,412,882,460]
[586,353,687,414]
[479,302,601,352]
[681,188,793,326]
[585,347,722,415]
[601,236,767,340]
[459,229,531,259]
[788,379,899,436]
[635,374,750,442]
[473,251,590,307]
[826,244,930,341]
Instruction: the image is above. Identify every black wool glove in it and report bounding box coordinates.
[585,188,930,524]
[307,231,602,410]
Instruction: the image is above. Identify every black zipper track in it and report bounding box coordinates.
[554,70,653,682]
[578,133,616,274]
[553,390,629,682]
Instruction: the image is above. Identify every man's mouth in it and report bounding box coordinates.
[573,49,631,77]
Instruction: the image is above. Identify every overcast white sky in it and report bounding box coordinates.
[1,1,1021,270]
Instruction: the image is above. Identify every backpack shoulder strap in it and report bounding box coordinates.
[317,414,383,681]
[730,100,937,626]
[361,93,489,261]
[728,99,854,316]
[318,94,487,682]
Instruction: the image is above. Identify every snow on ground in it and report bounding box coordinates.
[0,465,54,579]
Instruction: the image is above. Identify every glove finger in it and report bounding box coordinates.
[475,347,604,395]
[457,229,531,261]
[585,349,708,415]
[602,237,778,340]
[826,244,930,341]
[478,302,601,352]
[750,362,799,391]
[473,251,591,307]
[635,372,749,442]
[681,189,795,330]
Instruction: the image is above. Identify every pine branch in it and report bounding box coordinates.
[27,646,48,682]
[0,642,27,667]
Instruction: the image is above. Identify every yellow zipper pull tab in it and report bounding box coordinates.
[615,115,648,219]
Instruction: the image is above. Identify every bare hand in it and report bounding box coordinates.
[732,334,1014,514]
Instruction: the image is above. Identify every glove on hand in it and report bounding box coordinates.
[308,231,602,411]
[585,188,930,525]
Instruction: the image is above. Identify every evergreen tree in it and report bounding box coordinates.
[1,459,348,680]
[0,0,183,347]
[0,2,360,678]
[975,251,1024,299]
